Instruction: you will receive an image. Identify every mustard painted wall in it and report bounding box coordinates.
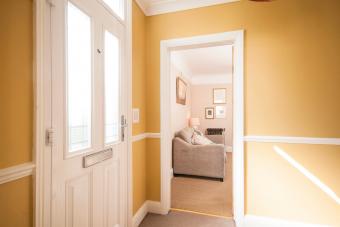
[146,138,161,201]
[132,0,147,136]
[246,143,340,225]
[132,0,148,214]
[132,139,147,214]
[144,0,340,225]
[0,1,33,226]
[145,0,340,136]
[0,0,33,168]
[0,177,33,227]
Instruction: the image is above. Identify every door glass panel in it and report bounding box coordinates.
[67,2,92,152]
[102,0,124,20]
[104,31,120,144]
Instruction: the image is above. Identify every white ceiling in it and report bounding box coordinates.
[171,45,233,85]
[135,0,240,16]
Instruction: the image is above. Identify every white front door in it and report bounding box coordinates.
[51,0,127,226]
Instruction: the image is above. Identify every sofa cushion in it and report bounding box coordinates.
[192,133,213,145]
[177,127,195,144]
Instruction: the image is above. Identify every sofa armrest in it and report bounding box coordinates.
[205,134,225,145]
[192,143,225,156]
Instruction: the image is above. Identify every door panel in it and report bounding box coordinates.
[51,0,127,227]
[66,173,92,227]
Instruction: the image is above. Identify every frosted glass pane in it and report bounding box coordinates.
[104,31,119,144]
[67,2,92,152]
[102,0,124,20]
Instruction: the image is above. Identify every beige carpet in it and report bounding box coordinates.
[171,152,233,217]
[139,210,235,227]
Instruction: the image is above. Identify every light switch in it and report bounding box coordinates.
[132,108,140,123]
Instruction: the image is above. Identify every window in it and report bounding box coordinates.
[102,0,125,20]
[104,30,120,144]
[67,2,92,152]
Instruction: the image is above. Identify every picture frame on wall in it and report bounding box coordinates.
[213,88,226,104]
[215,106,226,119]
[205,107,214,119]
[176,77,187,105]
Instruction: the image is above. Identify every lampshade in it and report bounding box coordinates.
[189,118,200,127]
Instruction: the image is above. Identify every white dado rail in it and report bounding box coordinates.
[1,135,338,185]
[244,136,340,145]
[132,133,161,142]
[133,133,340,146]
[0,162,35,185]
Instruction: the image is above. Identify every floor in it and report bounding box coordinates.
[171,152,233,217]
[139,210,235,227]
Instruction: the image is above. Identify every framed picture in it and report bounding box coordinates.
[205,107,214,119]
[176,77,187,105]
[213,88,226,104]
[215,106,226,119]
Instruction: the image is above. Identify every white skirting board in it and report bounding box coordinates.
[244,215,331,227]
[132,201,163,227]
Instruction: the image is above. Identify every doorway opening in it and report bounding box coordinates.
[170,44,234,217]
[160,31,244,226]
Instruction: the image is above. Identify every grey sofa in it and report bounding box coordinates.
[173,136,226,181]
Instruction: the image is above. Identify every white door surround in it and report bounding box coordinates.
[160,30,244,226]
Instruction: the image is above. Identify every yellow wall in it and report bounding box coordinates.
[133,139,147,214]
[0,1,33,226]
[0,177,33,227]
[132,0,148,214]
[0,0,33,168]
[246,143,340,225]
[132,0,147,136]
[143,0,340,225]
[146,138,161,201]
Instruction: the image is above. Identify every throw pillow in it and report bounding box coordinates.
[192,133,213,145]
[177,127,194,144]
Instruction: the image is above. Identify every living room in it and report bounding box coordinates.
[169,45,234,218]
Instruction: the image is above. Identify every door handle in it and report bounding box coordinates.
[121,115,127,142]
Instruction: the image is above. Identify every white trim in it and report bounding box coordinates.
[126,1,133,227]
[132,133,147,142]
[132,201,148,227]
[160,30,244,226]
[147,200,164,214]
[244,136,340,145]
[132,132,161,142]
[136,0,240,16]
[146,132,161,138]
[134,0,148,15]
[170,168,174,179]
[132,200,164,227]
[244,215,331,227]
[0,163,35,185]
[34,0,51,226]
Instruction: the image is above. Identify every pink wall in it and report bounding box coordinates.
[191,84,233,148]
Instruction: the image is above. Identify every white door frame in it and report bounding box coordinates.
[160,30,244,226]
[33,0,133,226]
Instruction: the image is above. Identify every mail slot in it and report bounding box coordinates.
[83,148,113,168]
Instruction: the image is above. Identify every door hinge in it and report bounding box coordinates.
[46,128,55,146]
